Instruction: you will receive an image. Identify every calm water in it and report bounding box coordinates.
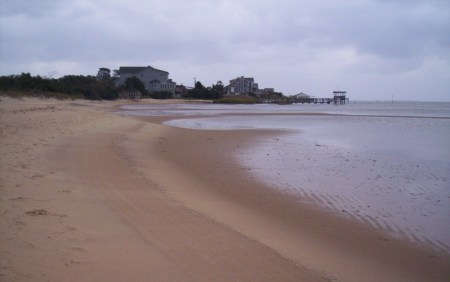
[120,101,450,252]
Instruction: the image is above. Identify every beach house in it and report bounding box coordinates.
[115,66,176,94]
[225,76,259,95]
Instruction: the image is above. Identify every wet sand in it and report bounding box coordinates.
[1,96,449,281]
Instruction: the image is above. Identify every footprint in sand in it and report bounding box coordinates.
[25,209,48,216]
[25,209,67,217]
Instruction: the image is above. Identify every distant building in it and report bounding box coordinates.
[225,76,259,95]
[174,84,188,98]
[115,66,176,93]
[293,92,310,99]
[256,88,275,95]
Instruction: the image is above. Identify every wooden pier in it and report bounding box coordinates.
[289,91,349,104]
[312,97,333,104]
[332,91,349,104]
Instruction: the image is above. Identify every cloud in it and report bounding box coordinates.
[0,0,449,100]
[0,0,65,17]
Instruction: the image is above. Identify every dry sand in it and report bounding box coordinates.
[1,96,449,281]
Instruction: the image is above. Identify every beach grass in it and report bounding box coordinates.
[213,96,258,104]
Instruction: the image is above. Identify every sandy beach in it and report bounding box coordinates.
[1,96,449,281]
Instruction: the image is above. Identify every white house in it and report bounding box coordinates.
[115,66,176,93]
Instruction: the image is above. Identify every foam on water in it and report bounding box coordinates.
[120,101,450,252]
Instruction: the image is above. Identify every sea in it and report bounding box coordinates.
[120,101,450,253]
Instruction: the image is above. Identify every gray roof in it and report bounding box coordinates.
[229,76,255,84]
[294,92,310,98]
[119,66,169,75]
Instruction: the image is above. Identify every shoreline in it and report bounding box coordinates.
[131,103,450,252]
[134,115,450,280]
[1,97,449,281]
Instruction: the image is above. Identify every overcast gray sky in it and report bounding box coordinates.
[1,0,449,101]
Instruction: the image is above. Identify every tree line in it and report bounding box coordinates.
[184,81,224,99]
[0,72,226,100]
[0,73,118,100]
[119,77,225,100]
